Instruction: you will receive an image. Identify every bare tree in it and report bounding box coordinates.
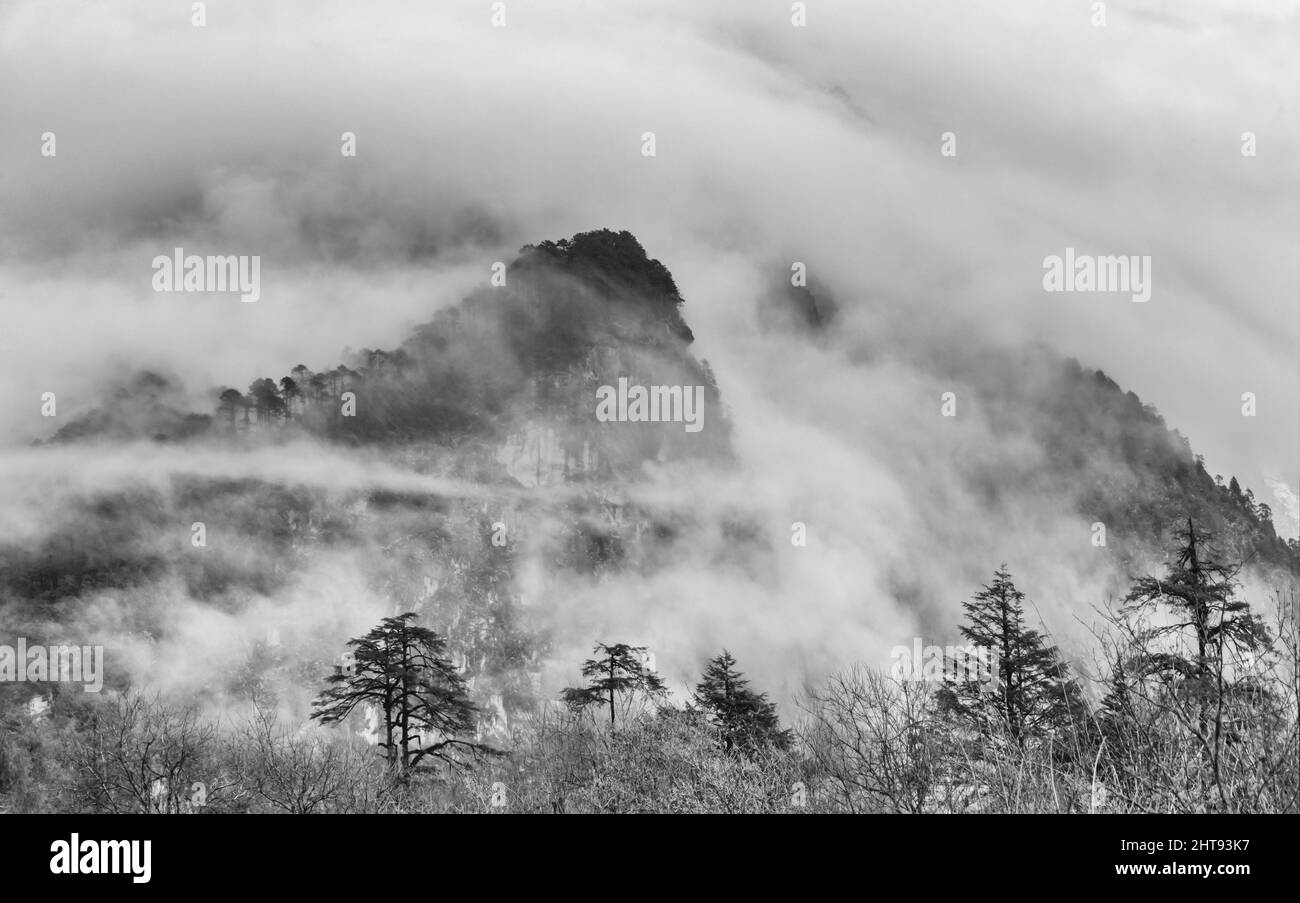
[797,666,947,813]
[64,691,234,814]
[236,700,383,814]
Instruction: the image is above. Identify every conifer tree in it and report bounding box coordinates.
[1121,519,1270,749]
[312,613,494,773]
[693,650,792,753]
[938,565,1085,745]
[562,642,666,726]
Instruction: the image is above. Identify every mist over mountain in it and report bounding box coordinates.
[50,230,730,470]
[1,0,1296,821]
[3,230,1294,732]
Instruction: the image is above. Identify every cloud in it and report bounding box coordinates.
[0,0,1294,709]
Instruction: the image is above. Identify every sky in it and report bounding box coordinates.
[0,0,1296,701]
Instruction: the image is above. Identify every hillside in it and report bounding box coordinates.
[12,228,1297,710]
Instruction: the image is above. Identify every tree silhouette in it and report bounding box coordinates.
[278,377,301,417]
[938,565,1085,745]
[693,650,791,753]
[248,378,284,424]
[562,642,666,726]
[217,388,243,426]
[311,613,495,773]
[1121,519,1271,754]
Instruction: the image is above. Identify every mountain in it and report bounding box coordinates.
[12,230,737,714]
[40,228,1300,579]
[953,344,1298,579]
[11,228,1296,715]
[54,230,730,481]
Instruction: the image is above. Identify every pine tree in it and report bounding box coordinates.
[562,642,666,726]
[938,565,1085,745]
[1096,651,1141,791]
[311,612,494,773]
[693,651,791,753]
[1121,519,1270,750]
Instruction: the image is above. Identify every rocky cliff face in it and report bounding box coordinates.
[12,228,1296,730]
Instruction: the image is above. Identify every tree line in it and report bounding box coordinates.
[3,516,1297,813]
[215,354,410,427]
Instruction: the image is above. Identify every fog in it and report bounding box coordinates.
[0,0,1295,708]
